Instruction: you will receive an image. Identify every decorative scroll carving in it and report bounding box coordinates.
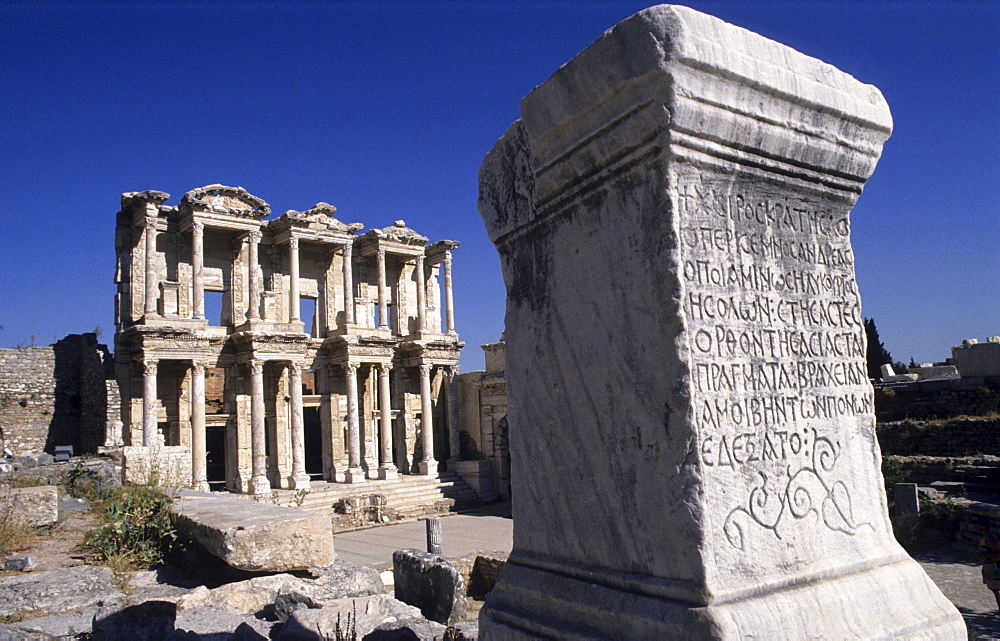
[722,433,873,550]
[142,360,158,376]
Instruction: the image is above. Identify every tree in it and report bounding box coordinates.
[864,317,898,379]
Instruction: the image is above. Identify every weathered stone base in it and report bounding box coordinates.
[480,555,964,640]
[122,446,192,488]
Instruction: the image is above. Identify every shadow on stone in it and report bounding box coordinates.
[92,600,176,640]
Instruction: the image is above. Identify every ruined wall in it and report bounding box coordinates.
[0,346,57,453]
[0,334,115,455]
[877,417,1000,457]
[874,376,1000,422]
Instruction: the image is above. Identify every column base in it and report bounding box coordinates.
[344,467,367,484]
[377,465,399,480]
[479,554,965,639]
[249,475,271,496]
[418,460,439,476]
[289,473,312,491]
[191,480,211,493]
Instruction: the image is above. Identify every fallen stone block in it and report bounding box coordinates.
[92,600,176,641]
[3,556,37,573]
[171,490,334,572]
[13,452,54,470]
[276,594,430,640]
[2,486,58,529]
[176,562,385,616]
[392,549,465,625]
[363,617,449,641]
[10,606,102,639]
[0,565,124,617]
[308,561,386,599]
[169,605,271,640]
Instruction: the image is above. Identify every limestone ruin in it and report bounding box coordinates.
[113,185,463,495]
[477,5,964,638]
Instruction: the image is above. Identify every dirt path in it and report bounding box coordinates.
[4,503,96,574]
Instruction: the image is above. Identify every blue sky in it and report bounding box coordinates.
[1,1,997,371]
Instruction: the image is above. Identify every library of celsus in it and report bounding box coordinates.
[113,184,462,495]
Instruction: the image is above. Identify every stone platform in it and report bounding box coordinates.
[170,490,335,572]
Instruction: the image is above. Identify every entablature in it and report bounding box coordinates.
[356,220,428,258]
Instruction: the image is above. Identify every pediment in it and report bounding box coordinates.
[181,184,270,218]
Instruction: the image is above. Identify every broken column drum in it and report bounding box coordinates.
[478,5,963,639]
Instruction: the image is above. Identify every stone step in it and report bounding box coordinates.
[272,472,481,517]
[928,480,1000,496]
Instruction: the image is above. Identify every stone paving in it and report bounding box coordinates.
[336,505,999,638]
[914,546,1000,640]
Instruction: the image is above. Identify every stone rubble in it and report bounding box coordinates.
[0,559,469,639]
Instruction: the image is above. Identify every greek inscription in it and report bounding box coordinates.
[691,327,864,360]
[678,185,850,238]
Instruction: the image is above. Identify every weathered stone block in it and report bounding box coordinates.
[171,490,334,572]
[477,4,963,638]
[2,485,58,528]
[3,556,37,573]
[0,565,124,617]
[122,445,192,488]
[392,549,466,625]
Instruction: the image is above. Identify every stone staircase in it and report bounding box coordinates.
[272,470,481,518]
[925,456,1000,501]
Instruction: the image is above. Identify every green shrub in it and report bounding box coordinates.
[881,456,909,511]
[85,484,176,572]
[919,496,964,534]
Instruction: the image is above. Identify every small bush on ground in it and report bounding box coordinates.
[85,484,176,572]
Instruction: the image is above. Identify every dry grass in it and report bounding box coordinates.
[0,503,36,557]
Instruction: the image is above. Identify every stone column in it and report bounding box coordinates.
[246,230,262,321]
[418,363,436,475]
[443,251,455,334]
[190,361,209,491]
[141,358,158,447]
[343,362,365,483]
[288,361,310,489]
[248,359,270,495]
[446,365,460,464]
[415,255,426,332]
[342,242,355,325]
[288,238,301,323]
[191,221,205,320]
[377,363,397,479]
[376,249,389,330]
[476,6,963,639]
[143,214,159,317]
